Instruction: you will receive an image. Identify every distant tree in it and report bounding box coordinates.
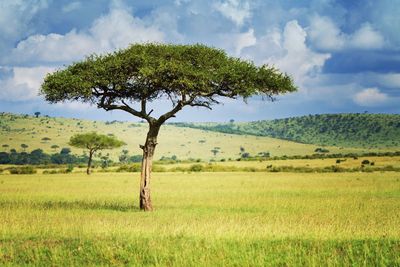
[241,152,250,159]
[229,119,235,123]
[100,153,111,169]
[119,149,129,163]
[211,147,220,157]
[51,144,59,152]
[41,137,51,143]
[20,144,29,152]
[129,155,143,163]
[60,147,71,155]
[34,112,41,118]
[361,159,370,165]
[69,132,125,174]
[41,43,296,211]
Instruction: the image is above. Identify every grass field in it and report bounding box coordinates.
[1,172,399,265]
[0,113,391,161]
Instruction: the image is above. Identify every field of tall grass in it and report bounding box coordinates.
[0,172,399,265]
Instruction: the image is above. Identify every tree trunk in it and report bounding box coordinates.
[139,123,160,211]
[87,150,93,175]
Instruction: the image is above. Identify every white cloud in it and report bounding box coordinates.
[269,21,331,86]
[213,0,251,26]
[353,87,389,106]
[308,15,385,51]
[308,15,346,51]
[0,66,54,101]
[62,1,81,13]
[220,28,256,55]
[238,20,331,89]
[0,0,49,40]
[377,73,400,88]
[8,8,164,64]
[349,23,385,49]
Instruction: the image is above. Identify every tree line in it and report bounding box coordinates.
[0,148,87,165]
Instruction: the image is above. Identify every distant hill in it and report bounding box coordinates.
[173,114,400,148]
[0,112,383,161]
[1,113,398,163]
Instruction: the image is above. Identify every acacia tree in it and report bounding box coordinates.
[41,43,296,211]
[69,132,125,175]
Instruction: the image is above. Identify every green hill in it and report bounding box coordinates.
[173,113,400,149]
[0,113,380,162]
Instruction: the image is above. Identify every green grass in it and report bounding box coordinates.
[0,113,387,162]
[0,172,399,265]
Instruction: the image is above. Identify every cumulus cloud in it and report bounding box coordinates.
[353,88,389,107]
[0,66,54,101]
[239,20,331,88]
[0,0,49,40]
[308,15,385,51]
[377,73,400,88]
[308,15,346,51]
[7,8,164,64]
[213,0,251,26]
[266,21,330,86]
[220,28,256,55]
[349,23,385,50]
[0,0,49,58]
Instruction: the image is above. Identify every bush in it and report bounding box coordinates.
[116,164,141,172]
[9,166,37,174]
[43,170,58,174]
[315,148,330,153]
[189,164,204,172]
[362,159,370,165]
[152,165,166,172]
[66,164,74,173]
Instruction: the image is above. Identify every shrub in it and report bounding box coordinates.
[362,159,370,165]
[43,170,58,174]
[66,164,74,173]
[9,166,37,174]
[116,164,141,172]
[152,165,166,172]
[189,164,204,172]
[315,148,329,153]
[241,152,250,158]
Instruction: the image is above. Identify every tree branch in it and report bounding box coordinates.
[157,94,195,124]
[100,101,144,119]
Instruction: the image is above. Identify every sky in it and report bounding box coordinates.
[0,0,399,122]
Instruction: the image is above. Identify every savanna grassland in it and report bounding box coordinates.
[1,112,400,266]
[0,113,393,162]
[0,172,399,266]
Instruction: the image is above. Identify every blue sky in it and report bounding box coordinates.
[0,0,399,122]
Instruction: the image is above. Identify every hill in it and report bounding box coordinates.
[173,113,400,149]
[0,113,377,162]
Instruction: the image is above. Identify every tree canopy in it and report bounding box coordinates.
[69,132,125,174]
[69,132,125,151]
[41,43,296,125]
